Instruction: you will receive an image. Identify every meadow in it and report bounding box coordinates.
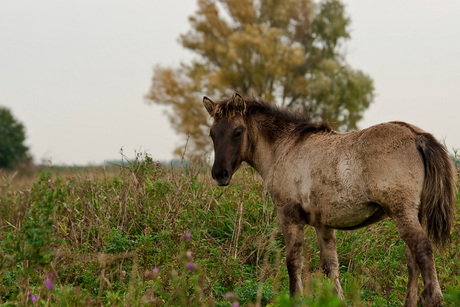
[0,153,459,306]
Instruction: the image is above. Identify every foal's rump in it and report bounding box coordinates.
[353,121,455,247]
[358,122,426,199]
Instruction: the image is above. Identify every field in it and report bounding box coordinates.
[0,153,459,306]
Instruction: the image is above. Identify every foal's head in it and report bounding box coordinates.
[203,93,249,186]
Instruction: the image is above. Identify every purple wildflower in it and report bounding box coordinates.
[45,273,55,290]
[29,292,37,303]
[152,267,160,278]
[45,278,54,290]
[186,261,196,270]
[184,231,192,241]
[45,278,53,290]
[367,228,372,231]
[232,302,240,307]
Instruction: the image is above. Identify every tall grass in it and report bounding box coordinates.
[0,153,459,306]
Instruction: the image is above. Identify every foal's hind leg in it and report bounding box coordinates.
[405,246,421,307]
[315,227,344,300]
[391,210,442,306]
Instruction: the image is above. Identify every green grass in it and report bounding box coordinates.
[0,153,459,306]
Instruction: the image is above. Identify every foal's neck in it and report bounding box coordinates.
[244,113,297,179]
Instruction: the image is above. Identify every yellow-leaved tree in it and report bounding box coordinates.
[147,0,374,157]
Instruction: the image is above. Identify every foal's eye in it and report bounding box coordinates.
[233,128,243,138]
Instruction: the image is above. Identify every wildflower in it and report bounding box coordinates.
[186,261,196,270]
[45,278,54,290]
[29,292,37,303]
[367,228,372,231]
[152,267,160,278]
[184,231,192,241]
[45,273,55,290]
[225,292,234,300]
[232,302,240,307]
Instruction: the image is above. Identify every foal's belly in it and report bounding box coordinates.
[320,202,387,230]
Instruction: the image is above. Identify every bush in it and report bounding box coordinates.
[0,107,30,169]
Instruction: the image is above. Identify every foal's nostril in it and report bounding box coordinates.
[212,167,231,185]
[215,169,229,182]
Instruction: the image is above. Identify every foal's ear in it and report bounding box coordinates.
[233,92,246,112]
[203,96,216,115]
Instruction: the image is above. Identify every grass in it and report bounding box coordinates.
[0,152,459,306]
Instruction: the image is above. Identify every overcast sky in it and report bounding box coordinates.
[1,0,459,165]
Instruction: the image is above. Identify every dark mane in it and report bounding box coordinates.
[214,95,332,136]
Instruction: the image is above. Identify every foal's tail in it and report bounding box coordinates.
[417,133,457,249]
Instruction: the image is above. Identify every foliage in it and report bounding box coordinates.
[272,275,345,307]
[0,107,30,169]
[146,0,374,156]
[0,155,459,306]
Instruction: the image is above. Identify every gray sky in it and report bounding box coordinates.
[1,0,459,165]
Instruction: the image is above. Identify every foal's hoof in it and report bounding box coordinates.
[420,290,443,307]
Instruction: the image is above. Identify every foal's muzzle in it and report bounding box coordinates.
[212,167,231,186]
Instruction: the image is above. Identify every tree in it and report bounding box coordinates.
[146,0,374,157]
[0,107,30,169]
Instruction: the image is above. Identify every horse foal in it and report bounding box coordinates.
[204,93,456,307]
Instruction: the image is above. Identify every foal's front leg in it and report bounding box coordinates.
[315,227,344,300]
[278,209,306,296]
